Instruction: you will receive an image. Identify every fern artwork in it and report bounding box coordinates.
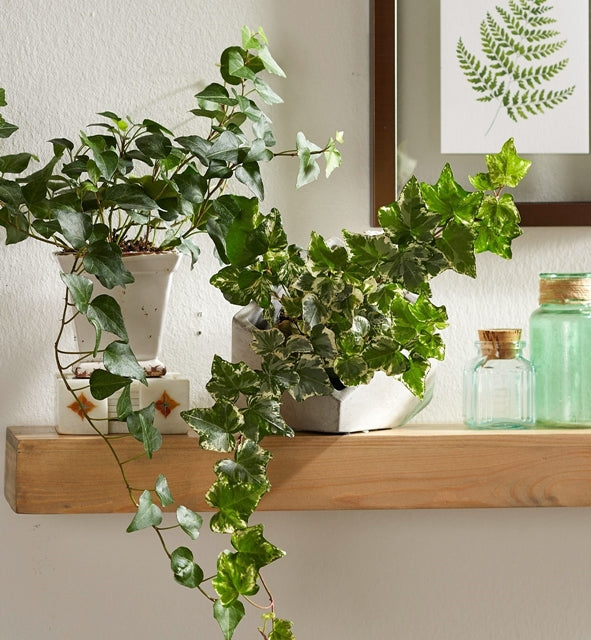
[440,0,588,154]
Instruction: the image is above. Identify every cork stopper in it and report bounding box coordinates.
[478,328,522,359]
[539,273,591,304]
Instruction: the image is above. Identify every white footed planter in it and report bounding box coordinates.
[232,302,436,433]
[57,252,181,377]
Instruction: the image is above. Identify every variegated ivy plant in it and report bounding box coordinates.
[180,138,530,638]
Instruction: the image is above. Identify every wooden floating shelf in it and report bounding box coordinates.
[6,424,591,514]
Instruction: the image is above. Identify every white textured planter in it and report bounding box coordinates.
[232,302,436,433]
[57,252,181,377]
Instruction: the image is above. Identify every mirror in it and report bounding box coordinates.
[371,0,591,226]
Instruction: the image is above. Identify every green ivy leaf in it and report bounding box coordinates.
[126,490,162,532]
[235,162,264,200]
[116,384,133,421]
[181,402,244,452]
[213,599,246,640]
[363,336,407,377]
[89,369,130,400]
[135,133,172,160]
[103,341,146,383]
[215,439,272,486]
[0,152,34,174]
[170,546,204,588]
[82,241,135,289]
[60,272,93,314]
[176,505,203,539]
[307,231,348,273]
[55,206,93,250]
[86,294,128,342]
[295,132,321,188]
[155,474,174,507]
[126,403,161,458]
[213,551,259,605]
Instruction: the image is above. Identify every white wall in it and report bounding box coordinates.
[2,2,591,639]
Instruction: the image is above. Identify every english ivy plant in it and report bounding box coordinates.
[180,138,531,637]
[0,27,342,640]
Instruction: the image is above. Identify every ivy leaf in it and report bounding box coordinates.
[333,354,372,387]
[103,341,146,383]
[174,166,207,204]
[215,439,272,486]
[402,357,431,398]
[213,551,260,605]
[484,138,532,188]
[213,599,246,640]
[435,221,476,277]
[126,490,162,532]
[242,394,294,442]
[259,355,300,396]
[250,328,286,357]
[103,183,160,211]
[86,294,128,342]
[126,403,161,458]
[170,546,204,588]
[295,132,321,188]
[0,152,34,174]
[289,354,333,402]
[135,133,172,160]
[254,77,283,105]
[231,523,285,569]
[55,206,93,250]
[83,241,135,289]
[363,336,407,377]
[155,474,174,507]
[309,325,337,359]
[89,369,130,400]
[270,618,295,640]
[176,505,203,539]
[206,355,260,403]
[60,272,93,314]
[235,162,264,200]
[307,231,348,273]
[181,402,244,452]
[207,476,268,533]
[116,384,133,420]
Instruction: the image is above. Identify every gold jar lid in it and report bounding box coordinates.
[539,273,591,304]
[478,328,522,359]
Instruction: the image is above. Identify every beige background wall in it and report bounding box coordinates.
[2,1,591,638]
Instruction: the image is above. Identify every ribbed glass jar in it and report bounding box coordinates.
[529,273,591,427]
[463,329,534,429]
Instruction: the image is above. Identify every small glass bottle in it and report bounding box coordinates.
[463,329,534,429]
[529,273,591,427]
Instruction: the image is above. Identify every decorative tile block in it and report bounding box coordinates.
[56,376,109,435]
[108,374,190,435]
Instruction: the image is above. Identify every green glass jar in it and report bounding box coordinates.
[529,273,591,427]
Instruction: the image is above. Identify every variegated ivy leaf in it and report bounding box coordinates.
[259,355,300,396]
[207,476,269,533]
[251,327,286,357]
[269,618,295,640]
[363,336,408,379]
[213,550,259,606]
[206,355,260,403]
[181,402,244,452]
[215,439,272,486]
[231,524,285,569]
[289,354,333,402]
[242,396,294,441]
[402,356,431,398]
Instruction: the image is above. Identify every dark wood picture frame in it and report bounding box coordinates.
[371,0,591,226]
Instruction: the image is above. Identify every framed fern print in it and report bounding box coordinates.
[372,0,591,226]
[442,0,588,154]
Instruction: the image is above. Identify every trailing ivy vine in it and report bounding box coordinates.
[456,0,574,134]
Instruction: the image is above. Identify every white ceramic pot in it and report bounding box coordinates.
[57,252,182,377]
[232,302,436,433]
